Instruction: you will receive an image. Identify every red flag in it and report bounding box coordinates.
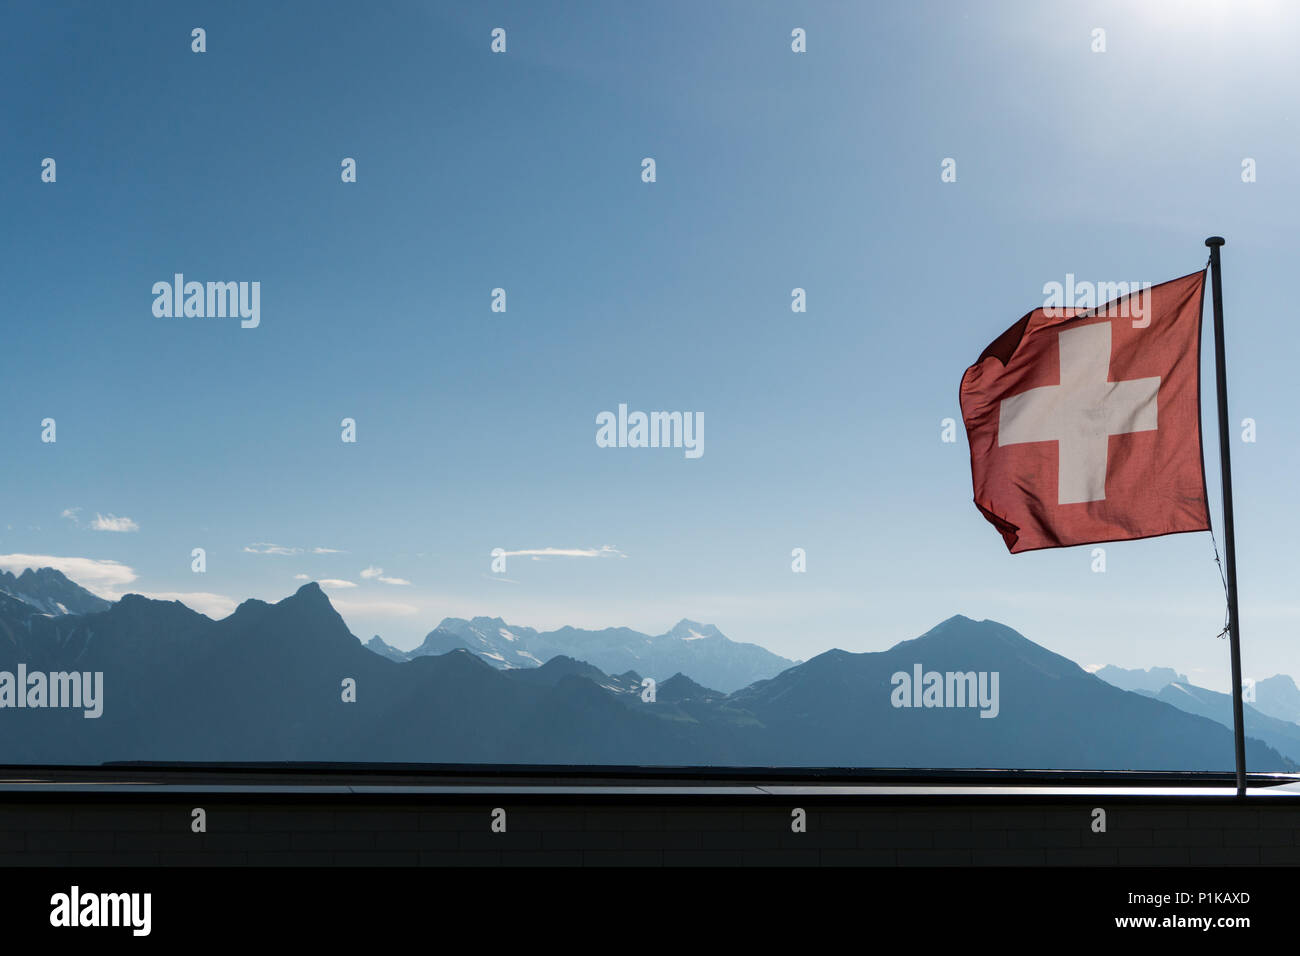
[960,270,1210,553]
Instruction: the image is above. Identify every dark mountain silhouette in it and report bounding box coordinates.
[657,673,723,702]
[1143,682,1300,765]
[0,573,1290,771]
[722,616,1288,770]
[1095,661,1300,754]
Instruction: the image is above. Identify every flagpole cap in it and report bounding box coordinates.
[1205,236,1226,247]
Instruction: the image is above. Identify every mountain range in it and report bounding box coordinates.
[0,567,112,616]
[370,616,796,694]
[1096,664,1300,764]
[0,567,1291,771]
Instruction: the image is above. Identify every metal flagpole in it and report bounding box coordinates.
[1205,236,1247,798]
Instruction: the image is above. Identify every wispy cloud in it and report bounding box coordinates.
[246,543,346,555]
[496,545,625,559]
[244,543,301,555]
[361,566,411,586]
[317,579,357,590]
[0,554,137,598]
[90,513,139,533]
[60,507,82,525]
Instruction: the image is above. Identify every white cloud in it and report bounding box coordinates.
[0,554,137,598]
[496,545,625,559]
[135,591,238,619]
[91,513,139,533]
[318,579,357,590]
[360,566,410,585]
[246,543,346,555]
[293,574,310,580]
[244,543,302,555]
[60,508,82,524]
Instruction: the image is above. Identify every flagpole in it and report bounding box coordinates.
[1205,236,1247,798]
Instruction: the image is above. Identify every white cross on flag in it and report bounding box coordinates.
[960,270,1210,553]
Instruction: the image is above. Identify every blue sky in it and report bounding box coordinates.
[1,0,1296,691]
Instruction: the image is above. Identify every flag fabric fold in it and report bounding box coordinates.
[960,270,1210,553]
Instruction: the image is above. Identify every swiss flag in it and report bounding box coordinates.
[960,270,1210,553]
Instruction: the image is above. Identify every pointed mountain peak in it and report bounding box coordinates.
[0,565,113,616]
[288,581,328,602]
[667,619,724,640]
[910,614,1021,645]
[17,566,67,583]
[222,581,333,623]
[936,613,977,627]
[364,634,409,662]
[657,672,723,701]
